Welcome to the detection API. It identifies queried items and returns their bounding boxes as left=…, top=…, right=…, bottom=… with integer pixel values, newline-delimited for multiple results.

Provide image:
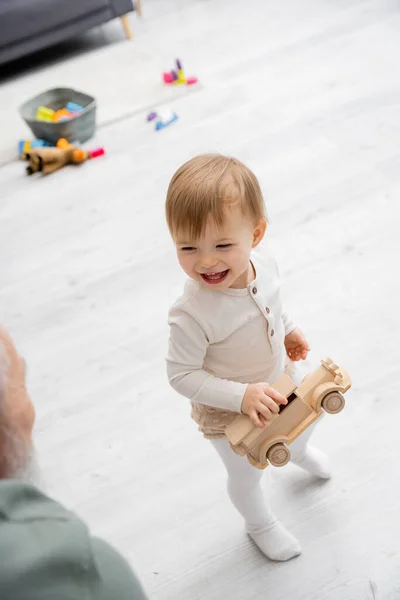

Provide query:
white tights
left=210, top=423, right=317, bottom=533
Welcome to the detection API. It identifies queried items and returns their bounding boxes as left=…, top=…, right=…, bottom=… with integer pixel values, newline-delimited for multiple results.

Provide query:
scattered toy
left=146, top=108, right=178, bottom=131
left=35, top=106, right=54, bottom=122
left=18, top=138, right=53, bottom=157
left=163, top=59, right=198, bottom=86
left=35, top=102, right=84, bottom=123
left=24, top=137, right=104, bottom=175
left=66, top=102, right=83, bottom=113
left=147, top=111, right=158, bottom=122
left=156, top=111, right=178, bottom=130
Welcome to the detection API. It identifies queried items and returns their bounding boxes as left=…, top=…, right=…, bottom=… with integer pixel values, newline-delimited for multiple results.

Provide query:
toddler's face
left=174, top=206, right=265, bottom=290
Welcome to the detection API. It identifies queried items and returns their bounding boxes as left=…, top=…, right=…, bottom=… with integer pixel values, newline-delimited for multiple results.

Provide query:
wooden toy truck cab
left=225, top=358, right=351, bottom=469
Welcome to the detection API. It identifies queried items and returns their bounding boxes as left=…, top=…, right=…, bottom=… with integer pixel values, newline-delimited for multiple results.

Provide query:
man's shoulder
left=0, top=481, right=148, bottom=599
left=0, top=480, right=78, bottom=524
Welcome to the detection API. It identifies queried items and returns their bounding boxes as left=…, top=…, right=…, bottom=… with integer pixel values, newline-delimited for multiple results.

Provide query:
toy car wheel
left=267, top=443, right=291, bottom=467
left=321, top=391, right=345, bottom=414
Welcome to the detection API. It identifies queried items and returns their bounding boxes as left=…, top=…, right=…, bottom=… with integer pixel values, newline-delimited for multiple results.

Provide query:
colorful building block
left=35, top=106, right=54, bottom=121
left=66, top=102, right=83, bottom=113
left=18, top=140, right=29, bottom=156
left=52, top=109, right=71, bottom=122
left=18, top=138, right=52, bottom=158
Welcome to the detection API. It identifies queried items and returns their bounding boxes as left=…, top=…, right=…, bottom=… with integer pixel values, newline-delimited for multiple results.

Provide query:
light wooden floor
left=1, top=1, right=400, bottom=598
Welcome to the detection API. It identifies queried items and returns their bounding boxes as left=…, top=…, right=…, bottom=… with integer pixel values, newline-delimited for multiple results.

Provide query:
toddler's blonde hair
left=165, top=154, right=267, bottom=239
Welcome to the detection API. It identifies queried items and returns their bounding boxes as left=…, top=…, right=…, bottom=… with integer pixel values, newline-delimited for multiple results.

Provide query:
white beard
left=0, top=421, right=41, bottom=487
left=10, top=447, right=42, bottom=487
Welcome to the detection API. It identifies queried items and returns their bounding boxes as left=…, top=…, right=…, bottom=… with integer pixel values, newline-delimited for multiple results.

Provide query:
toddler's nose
left=199, top=254, right=218, bottom=270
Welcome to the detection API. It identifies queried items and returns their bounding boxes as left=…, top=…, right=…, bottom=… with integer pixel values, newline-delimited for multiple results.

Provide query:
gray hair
left=0, top=341, right=32, bottom=480
left=0, top=340, right=9, bottom=405
left=0, top=339, right=10, bottom=420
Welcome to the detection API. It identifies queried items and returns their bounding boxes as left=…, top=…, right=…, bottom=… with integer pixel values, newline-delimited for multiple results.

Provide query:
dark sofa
left=0, top=0, right=137, bottom=67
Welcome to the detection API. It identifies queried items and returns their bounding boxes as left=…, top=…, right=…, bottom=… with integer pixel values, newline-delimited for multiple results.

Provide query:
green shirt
left=0, top=481, right=148, bottom=600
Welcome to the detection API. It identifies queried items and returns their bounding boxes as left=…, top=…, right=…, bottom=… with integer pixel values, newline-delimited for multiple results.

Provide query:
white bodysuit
left=166, top=250, right=295, bottom=437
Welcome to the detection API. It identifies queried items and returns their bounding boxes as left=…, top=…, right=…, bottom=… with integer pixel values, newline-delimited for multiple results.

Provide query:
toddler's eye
left=217, top=244, right=232, bottom=249
left=181, top=246, right=196, bottom=252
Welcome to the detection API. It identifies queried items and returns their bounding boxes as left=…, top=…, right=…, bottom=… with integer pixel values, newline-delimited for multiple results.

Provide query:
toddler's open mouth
left=200, top=270, right=229, bottom=284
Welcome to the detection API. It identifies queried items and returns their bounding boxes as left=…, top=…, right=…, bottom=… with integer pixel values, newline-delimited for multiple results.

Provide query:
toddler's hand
left=241, top=383, right=287, bottom=428
left=284, top=328, right=310, bottom=361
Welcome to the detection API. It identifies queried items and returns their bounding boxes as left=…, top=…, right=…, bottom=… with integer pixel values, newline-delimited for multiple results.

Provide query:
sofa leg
left=120, top=14, right=133, bottom=39
left=136, top=0, right=142, bottom=16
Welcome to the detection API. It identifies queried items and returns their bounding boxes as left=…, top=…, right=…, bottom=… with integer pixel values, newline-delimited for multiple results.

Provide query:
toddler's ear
left=252, top=218, right=267, bottom=248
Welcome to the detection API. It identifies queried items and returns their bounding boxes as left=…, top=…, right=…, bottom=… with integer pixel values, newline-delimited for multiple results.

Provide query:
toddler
left=165, top=154, right=331, bottom=561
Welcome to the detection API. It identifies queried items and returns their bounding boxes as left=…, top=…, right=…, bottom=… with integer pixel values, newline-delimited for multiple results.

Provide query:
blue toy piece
left=66, top=102, right=83, bottom=113
left=155, top=112, right=178, bottom=131
left=18, top=138, right=53, bottom=156
left=31, top=139, right=46, bottom=148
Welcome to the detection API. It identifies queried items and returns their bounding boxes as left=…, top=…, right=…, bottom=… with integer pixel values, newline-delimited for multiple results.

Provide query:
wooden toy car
left=226, top=358, right=351, bottom=469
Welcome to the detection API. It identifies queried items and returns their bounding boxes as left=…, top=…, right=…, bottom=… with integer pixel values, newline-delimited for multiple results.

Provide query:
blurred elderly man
left=0, top=325, right=148, bottom=600
left=0, top=325, right=35, bottom=479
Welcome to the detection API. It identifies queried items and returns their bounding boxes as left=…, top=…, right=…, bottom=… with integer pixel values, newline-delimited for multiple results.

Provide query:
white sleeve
left=282, top=312, right=296, bottom=335
left=166, top=307, right=247, bottom=412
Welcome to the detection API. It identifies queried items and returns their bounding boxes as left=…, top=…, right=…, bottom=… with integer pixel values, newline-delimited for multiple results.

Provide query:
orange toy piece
left=56, top=137, right=87, bottom=162
left=24, top=138, right=103, bottom=175
left=52, top=108, right=71, bottom=122
left=226, top=358, right=351, bottom=469
left=56, top=138, right=74, bottom=149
